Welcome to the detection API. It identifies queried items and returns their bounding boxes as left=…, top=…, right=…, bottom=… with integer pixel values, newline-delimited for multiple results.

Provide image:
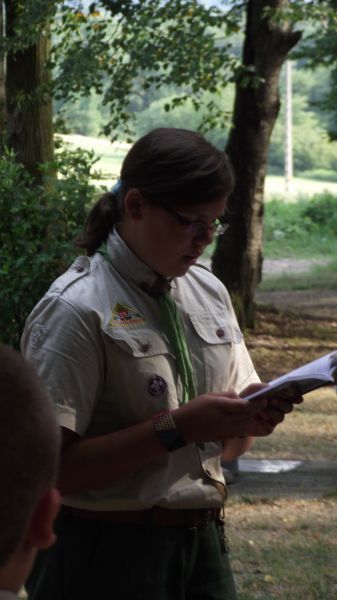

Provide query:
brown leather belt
left=63, top=506, right=221, bottom=528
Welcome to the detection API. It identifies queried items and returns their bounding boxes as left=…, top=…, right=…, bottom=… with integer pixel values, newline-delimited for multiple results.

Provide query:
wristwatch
left=153, top=409, right=186, bottom=452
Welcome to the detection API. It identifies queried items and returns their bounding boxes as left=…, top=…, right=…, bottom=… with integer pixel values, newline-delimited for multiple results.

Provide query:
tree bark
left=4, top=0, right=54, bottom=183
left=212, top=0, right=301, bottom=328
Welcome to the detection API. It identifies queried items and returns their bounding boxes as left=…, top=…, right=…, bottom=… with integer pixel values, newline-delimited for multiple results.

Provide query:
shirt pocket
left=105, top=326, right=169, bottom=357
left=189, top=312, right=243, bottom=392
left=101, top=326, right=180, bottom=424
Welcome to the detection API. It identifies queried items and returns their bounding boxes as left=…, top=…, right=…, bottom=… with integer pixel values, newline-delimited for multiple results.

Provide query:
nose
left=193, top=225, right=214, bottom=246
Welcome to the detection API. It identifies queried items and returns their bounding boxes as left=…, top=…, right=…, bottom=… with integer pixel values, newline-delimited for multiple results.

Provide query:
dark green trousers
left=26, top=510, right=237, bottom=600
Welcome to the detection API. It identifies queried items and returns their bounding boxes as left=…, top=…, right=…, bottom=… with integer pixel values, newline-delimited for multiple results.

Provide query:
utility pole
left=285, top=60, right=293, bottom=193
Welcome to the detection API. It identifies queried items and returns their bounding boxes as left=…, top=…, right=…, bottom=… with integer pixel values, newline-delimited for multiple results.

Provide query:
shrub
left=301, top=191, right=337, bottom=235
left=0, top=146, right=99, bottom=348
left=263, top=192, right=337, bottom=258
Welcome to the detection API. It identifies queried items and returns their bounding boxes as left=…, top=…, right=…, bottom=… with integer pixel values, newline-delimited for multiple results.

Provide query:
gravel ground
left=263, top=257, right=330, bottom=275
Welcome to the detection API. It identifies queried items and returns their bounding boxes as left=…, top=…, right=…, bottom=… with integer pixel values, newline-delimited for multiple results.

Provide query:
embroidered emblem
left=146, top=375, right=167, bottom=397
left=109, top=303, right=145, bottom=327
left=30, top=324, right=47, bottom=349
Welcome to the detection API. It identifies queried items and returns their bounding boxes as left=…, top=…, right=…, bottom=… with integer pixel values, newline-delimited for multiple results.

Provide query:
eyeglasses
left=159, top=204, right=229, bottom=237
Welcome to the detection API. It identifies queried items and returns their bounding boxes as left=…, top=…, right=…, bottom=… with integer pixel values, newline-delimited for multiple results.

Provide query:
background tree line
left=1, top=0, right=337, bottom=347
left=57, top=61, right=337, bottom=179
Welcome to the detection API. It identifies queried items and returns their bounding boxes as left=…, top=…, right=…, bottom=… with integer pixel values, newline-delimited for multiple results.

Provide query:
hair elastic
left=111, top=179, right=122, bottom=196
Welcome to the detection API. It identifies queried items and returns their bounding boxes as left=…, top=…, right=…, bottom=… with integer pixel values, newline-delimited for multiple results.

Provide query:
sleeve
left=21, top=296, right=105, bottom=435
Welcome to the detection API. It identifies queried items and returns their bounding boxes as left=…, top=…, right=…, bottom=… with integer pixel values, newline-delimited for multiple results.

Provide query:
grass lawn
left=227, top=308, right=337, bottom=599
left=59, top=134, right=337, bottom=199
left=228, top=496, right=337, bottom=600
left=265, top=175, right=337, bottom=200
left=57, top=133, right=130, bottom=185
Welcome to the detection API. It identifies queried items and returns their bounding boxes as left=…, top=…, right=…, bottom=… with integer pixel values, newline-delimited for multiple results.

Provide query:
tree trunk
left=4, top=0, right=54, bottom=183
left=212, top=0, right=301, bottom=328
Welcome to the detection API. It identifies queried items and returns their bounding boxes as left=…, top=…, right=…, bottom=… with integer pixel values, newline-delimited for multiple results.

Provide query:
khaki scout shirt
left=21, top=230, right=259, bottom=510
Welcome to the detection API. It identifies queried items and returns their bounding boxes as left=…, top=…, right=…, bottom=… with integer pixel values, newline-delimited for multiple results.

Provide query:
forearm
left=58, top=420, right=166, bottom=495
left=221, top=436, right=254, bottom=460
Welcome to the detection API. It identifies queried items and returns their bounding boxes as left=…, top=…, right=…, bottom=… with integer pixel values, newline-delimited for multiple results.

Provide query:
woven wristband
left=153, top=409, right=186, bottom=452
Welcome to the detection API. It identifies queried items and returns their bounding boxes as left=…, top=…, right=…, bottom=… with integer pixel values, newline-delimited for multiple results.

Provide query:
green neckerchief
left=97, top=241, right=196, bottom=405
left=158, top=292, right=196, bottom=404
left=97, top=242, right=110, bottom=263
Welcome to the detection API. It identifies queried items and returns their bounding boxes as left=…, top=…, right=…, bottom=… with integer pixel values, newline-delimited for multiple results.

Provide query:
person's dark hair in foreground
left=0, top=344, right=60, bottom=598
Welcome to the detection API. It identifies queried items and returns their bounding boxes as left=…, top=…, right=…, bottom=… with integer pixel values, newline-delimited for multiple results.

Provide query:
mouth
left=182, top=254, right=201, bottom=265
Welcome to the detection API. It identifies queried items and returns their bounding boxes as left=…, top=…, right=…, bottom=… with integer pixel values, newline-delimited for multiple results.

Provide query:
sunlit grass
left=245, top=389, right=337, bottom=461
left=265, top=175, right=337, bottom=200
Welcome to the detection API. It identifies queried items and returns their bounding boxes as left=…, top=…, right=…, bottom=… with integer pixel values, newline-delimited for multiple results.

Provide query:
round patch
left=146, top=375, right=167, bottom=397
left=30, top=323, right=47, bottom=349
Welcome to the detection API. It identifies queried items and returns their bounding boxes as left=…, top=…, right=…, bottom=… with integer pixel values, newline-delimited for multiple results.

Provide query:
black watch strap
left=153, top=409, right=186, bottom=452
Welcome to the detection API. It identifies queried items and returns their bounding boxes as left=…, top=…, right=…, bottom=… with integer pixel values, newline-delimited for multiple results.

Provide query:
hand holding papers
left=242, top=351, right=337, bottom=402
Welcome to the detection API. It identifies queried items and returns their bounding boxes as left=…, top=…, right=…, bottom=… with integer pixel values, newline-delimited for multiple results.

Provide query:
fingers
left=268, top=397, right=295, bottom=414
left=241, top=382, right=268, bottom=397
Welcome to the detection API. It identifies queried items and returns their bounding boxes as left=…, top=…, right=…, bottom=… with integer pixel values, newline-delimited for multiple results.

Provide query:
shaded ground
left=260, top=257, right=337, bottom=319
left=233, top=288, right=337, bottom=498
left=256, top=289, right=337, bottom=320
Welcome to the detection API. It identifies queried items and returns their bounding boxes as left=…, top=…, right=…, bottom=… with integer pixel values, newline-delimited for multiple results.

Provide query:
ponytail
left=77, top=191, right=120, bottom=256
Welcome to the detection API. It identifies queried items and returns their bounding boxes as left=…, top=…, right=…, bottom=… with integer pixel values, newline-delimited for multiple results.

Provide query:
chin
left=167, top=265, right=191, bottom=278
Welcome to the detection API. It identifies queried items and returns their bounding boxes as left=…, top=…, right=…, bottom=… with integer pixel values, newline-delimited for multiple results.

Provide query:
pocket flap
left=189, top=312, right=242, bottom=345
left=104, top=326, right=170, bottom=357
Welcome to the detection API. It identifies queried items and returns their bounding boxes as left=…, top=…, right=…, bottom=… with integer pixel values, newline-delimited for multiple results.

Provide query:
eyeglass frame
left=157, top=203, right=229, bottom=237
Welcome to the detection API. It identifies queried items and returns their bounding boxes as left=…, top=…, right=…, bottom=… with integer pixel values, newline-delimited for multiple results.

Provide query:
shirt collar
left=106, top=228, right=175, bottom=290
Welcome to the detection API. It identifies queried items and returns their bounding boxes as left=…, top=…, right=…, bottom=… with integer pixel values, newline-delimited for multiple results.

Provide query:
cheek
left=147, top=222, right=182, bottom=251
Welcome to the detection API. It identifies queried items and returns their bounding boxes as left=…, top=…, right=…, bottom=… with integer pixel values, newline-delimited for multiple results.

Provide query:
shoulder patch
left=30, top=323, right=47, bottom=348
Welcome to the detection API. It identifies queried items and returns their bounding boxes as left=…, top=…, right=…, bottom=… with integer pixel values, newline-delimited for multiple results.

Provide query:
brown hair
left=0, top=344, right=60, bottom=566
left=78, top=128, right=235, bottom=256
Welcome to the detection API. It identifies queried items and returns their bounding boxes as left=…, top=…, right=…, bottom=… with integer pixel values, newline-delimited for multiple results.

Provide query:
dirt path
left=256, top=289, right=337, bottom=320
left=258, top=258, right=337, bottom=320
left=229, top=460, right=337, bottom=499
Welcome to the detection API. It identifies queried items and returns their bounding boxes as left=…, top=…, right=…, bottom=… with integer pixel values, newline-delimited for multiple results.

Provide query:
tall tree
left=212, top=0, right=302, bottom=328
left=292, top=0, right=337, bottom=140
left=4, top=0, right=55, bottom=183
left=1, top=1, right=242, bottom=174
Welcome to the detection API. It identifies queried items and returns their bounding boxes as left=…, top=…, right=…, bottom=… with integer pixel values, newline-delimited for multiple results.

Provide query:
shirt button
left=76, top=267, right=84, bottom=273
left=140, top=343, right=151, bottom=353
left=216, top=328, right=225, bottom=338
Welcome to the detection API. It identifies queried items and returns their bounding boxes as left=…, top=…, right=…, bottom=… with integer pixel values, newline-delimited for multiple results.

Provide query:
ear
left=123, top=188, right=145, bottom=220
left=25, top=488, right=61, bottom=550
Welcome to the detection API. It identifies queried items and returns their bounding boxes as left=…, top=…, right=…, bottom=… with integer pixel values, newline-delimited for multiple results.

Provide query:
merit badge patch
left=146, top=375, right=167, bottom=397
left=109, top=303, right=145, bottom=327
